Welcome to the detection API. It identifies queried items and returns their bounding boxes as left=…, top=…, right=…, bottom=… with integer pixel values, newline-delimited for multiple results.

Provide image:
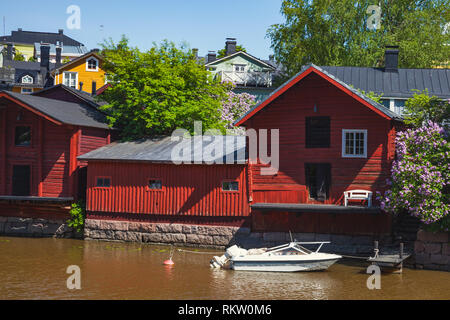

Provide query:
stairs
left=392, top=213, right=421, bottom=243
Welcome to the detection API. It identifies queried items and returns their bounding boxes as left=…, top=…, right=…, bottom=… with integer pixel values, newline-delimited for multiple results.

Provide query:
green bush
left=67, top=201, right=86, bottom=233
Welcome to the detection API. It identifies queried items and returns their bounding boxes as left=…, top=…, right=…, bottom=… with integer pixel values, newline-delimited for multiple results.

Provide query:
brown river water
left=0, top=237, right=449, bottom=300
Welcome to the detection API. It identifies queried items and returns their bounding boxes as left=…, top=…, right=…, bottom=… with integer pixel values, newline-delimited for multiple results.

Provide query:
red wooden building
left=235, top=64, right=403, bottom=235
left=0, top=90, right=111, bottom=218
left=81, top=64, right=403, bottom=236
left=79, top=136, right=250, bottom=226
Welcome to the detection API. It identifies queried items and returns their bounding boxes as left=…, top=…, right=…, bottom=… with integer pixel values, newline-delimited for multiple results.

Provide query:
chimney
left=55, top=46, right=62, bottom=68
left=6, top=44, right=13, bottom=60
left=40, top=44, right=50, bottom=84
left=225, top=38, right=237, bottom=56
left=79, top=82, right=83, bottom=91
left=91, top=48, right=100, bottom=53
left=385, top=46, right=399, bottom=72
left=58, top=29, right=64, bottom=35
left=269, top=55, right=274, bottom=61
left=207, top=51, right=216, bottom=64
left=92, top=81, right=97, bottom=95
left=192, top=48, right=199, bottom=59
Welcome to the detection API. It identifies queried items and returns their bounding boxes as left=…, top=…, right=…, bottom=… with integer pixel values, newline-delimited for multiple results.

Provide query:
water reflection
left=0, top=237, right=449, bottom=300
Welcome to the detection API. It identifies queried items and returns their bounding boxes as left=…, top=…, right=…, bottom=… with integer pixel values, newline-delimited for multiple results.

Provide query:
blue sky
left=1, top=0, right=284, bottom=60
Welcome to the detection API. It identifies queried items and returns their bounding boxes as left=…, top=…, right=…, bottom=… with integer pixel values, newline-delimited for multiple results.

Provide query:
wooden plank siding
left=245, top=72, right=398, bottom=206
left=0, top=99, right=110, bottom=199
left=86, top=161, right=250, bottom=217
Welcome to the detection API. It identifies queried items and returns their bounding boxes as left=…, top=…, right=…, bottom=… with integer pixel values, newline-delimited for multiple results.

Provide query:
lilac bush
left=378, top=121, right=449, bottom=231
left=221, top=91, right=256, bottom=134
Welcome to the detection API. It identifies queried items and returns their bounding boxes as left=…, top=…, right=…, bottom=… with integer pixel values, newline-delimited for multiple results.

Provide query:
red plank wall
left=0, top=100, right=110, bottom=199
left=86, top=161, right=250, bottom=217
left=246, top=72, right=398, bottom=206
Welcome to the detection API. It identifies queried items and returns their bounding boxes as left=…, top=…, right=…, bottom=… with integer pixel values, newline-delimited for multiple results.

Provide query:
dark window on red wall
left=306, top=117, right=330, bottom=148
left=305, top=163, right=331, bottom=201
left=148, top=180, right=162, bottom=190
left=12, top=165, right=31, bottom=196
left=96, top=177, right=111, bottom=188
left=15, top=126, right=31, bottom=146
left=222, top=181, right=239, bottom=191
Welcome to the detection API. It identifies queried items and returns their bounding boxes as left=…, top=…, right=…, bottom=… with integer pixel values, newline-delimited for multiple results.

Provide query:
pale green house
left=204, top=39, right=279, bottom=102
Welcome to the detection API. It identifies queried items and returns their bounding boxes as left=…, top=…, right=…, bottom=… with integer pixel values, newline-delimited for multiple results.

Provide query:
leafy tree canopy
left=99, top=36, right=231, bottom=139
left=403, top=90, right=450, bottom=129
left=217, top=44, right=247, bottom=59
left=268, top=0, right=450, bottom=77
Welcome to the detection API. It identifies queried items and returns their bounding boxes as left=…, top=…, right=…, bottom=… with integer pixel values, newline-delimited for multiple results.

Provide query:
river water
left=0, top=237, right=449, bottom=300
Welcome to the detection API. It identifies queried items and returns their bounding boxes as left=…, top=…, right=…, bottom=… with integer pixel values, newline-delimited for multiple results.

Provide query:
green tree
left=99, top=36, right=231, bottom=139
left=403, top=90, right=450, bottom=129
left=268, top=0, right=450, bottom=78
left=13, top=53, right=25, bottom=61
left=217, top=44, right=247, bottom=59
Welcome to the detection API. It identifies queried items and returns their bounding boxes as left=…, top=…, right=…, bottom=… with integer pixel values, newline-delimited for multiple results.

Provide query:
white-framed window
left=342, top=129, right=367, bottom=158
left=381, top=98, right=407, bottom=116
left=21, top=75, right=33, bottom=84
left=86, top=57, right=99, bottom=72
left=21, top=88, right=33, bottom=94
left=234, top=64, right=245, bottom=72
left=63, top=71, right=78, bottom=89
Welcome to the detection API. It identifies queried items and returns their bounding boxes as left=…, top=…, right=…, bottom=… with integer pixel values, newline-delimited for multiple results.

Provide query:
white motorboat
left=210, top=242, right=342, bottom=272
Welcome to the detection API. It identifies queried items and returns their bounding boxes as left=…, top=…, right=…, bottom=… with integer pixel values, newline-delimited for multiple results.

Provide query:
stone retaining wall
left=414, top=230, right=450, bottom=272
left=84, top=218, right=391, bottom=254
left=0, top=216, right=77, bottom=238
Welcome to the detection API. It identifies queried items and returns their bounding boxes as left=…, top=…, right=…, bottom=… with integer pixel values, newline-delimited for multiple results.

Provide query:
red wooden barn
left=0, top=90, right=111, bottom=218
left=235, top=64, right=403, bottom=235
left=79, top=136, right=250, bottom=226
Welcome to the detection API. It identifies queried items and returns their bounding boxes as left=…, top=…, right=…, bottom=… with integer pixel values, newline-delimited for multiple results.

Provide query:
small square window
left=342, top=129, right=367, bottom=158
left=15, top=126, right=31, bottom=146
left=96, top=177, right=111, bottom=188
left=222, top=181, right=239, bottom=192
left=148, top=179, right=162, bottom=190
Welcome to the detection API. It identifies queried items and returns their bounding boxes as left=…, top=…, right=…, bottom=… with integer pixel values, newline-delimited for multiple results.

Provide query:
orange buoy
left=163, top=259, right=174, bottom=266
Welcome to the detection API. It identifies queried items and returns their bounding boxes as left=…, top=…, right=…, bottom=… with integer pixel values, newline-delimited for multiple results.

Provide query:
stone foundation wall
left=414, top=230, right=450, bottom=272
left=0, top=216, right=78, bottom=238
left=84, top=218, right=391, bottom=254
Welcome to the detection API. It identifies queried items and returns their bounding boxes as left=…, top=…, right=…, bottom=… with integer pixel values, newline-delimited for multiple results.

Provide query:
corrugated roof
left=34, top=43, right=88, bottom=56
left=0, top=90, right=109, bottom=129
left=78, top=135, right=246, bottom=164
left=321, top=66, right=450, bottom=99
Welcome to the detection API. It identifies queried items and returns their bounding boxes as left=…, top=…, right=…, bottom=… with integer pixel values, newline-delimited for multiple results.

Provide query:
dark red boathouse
left=0, top=90, right=111, bottom=218
left=235, top=64, right=403, bottom=235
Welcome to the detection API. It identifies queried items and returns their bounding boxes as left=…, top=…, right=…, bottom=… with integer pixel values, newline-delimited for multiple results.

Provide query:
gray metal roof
left=33, top=84, right=108, bottom=108
left=235, top=64, right=402, bottom=126
left=34, top=43, right=88, bottom=56
left=78, top=135, right=246, bottom=164
left=0, top=29, right=84, bottom=47
left=1, top=90, right=109, bottom=129
left=321, top=66, right=450, bottom=99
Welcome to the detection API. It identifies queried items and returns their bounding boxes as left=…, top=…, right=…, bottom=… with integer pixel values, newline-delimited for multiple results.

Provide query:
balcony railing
left=217, top=71, right=272, bottom=87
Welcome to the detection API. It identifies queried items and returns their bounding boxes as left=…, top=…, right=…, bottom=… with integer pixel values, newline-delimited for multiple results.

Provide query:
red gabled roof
left=234, top=64, right=401, bottom=127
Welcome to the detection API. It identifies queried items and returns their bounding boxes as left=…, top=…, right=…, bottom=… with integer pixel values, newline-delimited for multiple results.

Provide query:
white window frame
left=234, top=64, right=246, bottom=73
left=342, top=129, right=367, bottom=158
left=21, top=87, right=33, bottom=94
left=63, top=71, right=78, bottom=89
left=21, top=75, right=33, bottom=84
left=86, top=57, right=99, bottom=72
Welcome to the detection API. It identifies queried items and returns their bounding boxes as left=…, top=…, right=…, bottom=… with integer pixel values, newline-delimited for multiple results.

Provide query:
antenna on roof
left=3, top=16, right=5, bottom=36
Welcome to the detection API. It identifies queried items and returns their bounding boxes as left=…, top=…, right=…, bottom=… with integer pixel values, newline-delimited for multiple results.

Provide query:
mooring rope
left=177, top=248, right=224, bottom=255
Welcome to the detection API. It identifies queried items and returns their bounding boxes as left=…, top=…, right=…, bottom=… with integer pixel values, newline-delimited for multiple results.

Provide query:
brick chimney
left=40, top=44, right=51, bottom=84
left=385, top=46, right=399, bottom=72
left=207, top=51, right=217, bottom=64
left=6, top=44, right=13, bottom=60
left=192, top=48, right=199, bottom=59
left=55, top=46, right=62, bottom=68
left=225, top=38, right=237, bottom=56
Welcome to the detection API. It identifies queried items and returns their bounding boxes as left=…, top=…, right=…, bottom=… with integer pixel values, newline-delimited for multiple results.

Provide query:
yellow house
left=53, top=51, right=107, bottom=94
